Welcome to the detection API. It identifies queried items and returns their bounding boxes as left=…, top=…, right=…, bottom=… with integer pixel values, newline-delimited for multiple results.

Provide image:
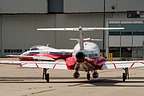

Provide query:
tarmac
left=0, top=58, right=144, bottom=96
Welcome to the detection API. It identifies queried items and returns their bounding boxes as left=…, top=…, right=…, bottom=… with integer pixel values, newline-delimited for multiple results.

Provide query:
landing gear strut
left=86, top=71, right=99, bottom=80
left=43, top=68, right=49, bottom=82
left=87, top=71, right=90, bottom=80
left=122, top=68, right=129, bottom=82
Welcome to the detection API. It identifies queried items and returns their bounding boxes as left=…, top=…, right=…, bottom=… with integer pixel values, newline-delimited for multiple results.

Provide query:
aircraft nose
left=76, top=52, right=85, bottom=63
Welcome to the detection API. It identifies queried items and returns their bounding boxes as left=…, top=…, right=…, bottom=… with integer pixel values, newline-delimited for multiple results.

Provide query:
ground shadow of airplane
left=0, top=76, right=144, bottom=87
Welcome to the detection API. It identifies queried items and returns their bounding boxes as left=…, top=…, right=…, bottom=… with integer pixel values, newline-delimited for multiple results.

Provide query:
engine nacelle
left=85, top=57, right=106, bottom=70
left=94, top=57, right=106, bottom=66
left=92, top=72, right=99, bottom=78
left=76, top=52, right=85, bottom=63
left=66, top=57, right=77, bottom=70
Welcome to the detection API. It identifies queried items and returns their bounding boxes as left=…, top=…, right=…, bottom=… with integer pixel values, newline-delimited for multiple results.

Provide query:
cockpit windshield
left=29, top=45, right=54, bottom=51
left=30, top=47, right=39, bottom=50
left=30, top=45, right=43, bottom=50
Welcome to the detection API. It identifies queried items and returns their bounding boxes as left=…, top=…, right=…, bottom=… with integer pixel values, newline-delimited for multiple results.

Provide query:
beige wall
left=55, top=14, right=104, bottom=49
left=0, top=13, right=106, bottom=56
left=0, top=0, right=143, bottom=13
left=1, top=15, right=56, bottom=49
left=64, top=0, right=143, bottom=13
left=0, top=15, right=1, bottom=39
left=64, top=0, right=104, bottom=13
left=0, top=0, right=47, bottom=13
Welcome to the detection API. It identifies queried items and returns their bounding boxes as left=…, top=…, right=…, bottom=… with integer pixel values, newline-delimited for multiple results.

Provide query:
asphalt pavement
left=0, top=58, right=144, bottom=96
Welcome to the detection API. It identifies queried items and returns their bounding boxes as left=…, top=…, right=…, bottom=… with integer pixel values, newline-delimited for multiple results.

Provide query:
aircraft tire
left=87, top=73, right=90, bottom=80
left=73, top=72, right=80, bottom=79
left=45, top=73, right=49, bottom=82
left=123, top=73, right=126, bottom=82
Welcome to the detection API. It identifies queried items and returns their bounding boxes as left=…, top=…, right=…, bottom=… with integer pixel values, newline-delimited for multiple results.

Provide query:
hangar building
left=0, top=0, right=144, bottom=60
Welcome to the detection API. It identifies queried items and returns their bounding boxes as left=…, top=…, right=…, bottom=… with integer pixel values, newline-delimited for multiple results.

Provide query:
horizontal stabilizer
left=37, top=28, right=79, bottom=31
left=37, top=26, right=124, bottom=31
left=70, top=38, right=103, bottom=42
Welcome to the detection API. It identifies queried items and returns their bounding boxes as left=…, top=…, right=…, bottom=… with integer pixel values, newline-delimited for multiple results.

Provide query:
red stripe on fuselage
left=19, top=53, right=72, bottom=61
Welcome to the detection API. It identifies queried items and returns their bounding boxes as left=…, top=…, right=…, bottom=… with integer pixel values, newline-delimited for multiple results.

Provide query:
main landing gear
left=43, top=68, right=49, bottom=82
left=87, top=71, right=99, bottom=80
left=87, top=72, right=90, bottom=80
left=73, top=70, right=98, bottom=80
left=122, top=68, right=129, bottom=82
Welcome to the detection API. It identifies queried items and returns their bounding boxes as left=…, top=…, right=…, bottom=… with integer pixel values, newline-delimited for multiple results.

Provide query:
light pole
left=103, top=0, right=106, bottom=57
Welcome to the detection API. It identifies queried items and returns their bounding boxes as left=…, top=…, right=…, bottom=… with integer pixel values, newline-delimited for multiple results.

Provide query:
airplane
left=7, top=44, right=73, bottom=61
left=1, top=26, right=144, bottom=83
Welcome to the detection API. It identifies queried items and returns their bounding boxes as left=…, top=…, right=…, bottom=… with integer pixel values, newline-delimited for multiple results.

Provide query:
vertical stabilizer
left=78, top=26, right=84, bottom=50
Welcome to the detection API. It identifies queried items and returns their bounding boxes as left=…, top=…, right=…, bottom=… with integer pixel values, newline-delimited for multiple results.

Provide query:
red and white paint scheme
left=7, top=44, right=73, bottom=61
left=1, top=26, right=144, bottom=82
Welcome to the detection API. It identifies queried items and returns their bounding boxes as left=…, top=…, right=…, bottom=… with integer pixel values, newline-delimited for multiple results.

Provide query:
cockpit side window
left=29, top=52, right=40, bottom=54
left=85, top=53, right=97, bottom=58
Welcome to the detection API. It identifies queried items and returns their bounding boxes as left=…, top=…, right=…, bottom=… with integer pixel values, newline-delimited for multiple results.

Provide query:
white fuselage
left=73, top=41, right=100, bottom=58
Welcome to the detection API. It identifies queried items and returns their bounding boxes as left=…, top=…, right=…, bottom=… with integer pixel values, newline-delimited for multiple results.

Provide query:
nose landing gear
left=122, top=68, right=129, bottom=82
left=87, top=71, right=90, bottom=80
left=43, top=68, right=49, bottom=82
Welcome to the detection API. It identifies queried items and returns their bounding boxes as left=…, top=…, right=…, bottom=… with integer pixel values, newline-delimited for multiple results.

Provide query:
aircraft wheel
left=73, top=72, right=80, bottom=79
left=123, top=73, right=127, bottom=82
left=87, top=73, right=90, bottom=80
left=92, top=72, right=98, bottom=78
left=45, top=73, right=49, bottom=82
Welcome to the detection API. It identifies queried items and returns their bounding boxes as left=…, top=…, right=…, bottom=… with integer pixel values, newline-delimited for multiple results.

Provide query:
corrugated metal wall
left=64, top=0, right=143, bottom=13
left=0, top=13, right=106, bottom=56
left=0, top=15, right=2, bottom=56
left=55, top=13, right=104, bottom=49
left=0, top=0, right=48, bottom=13
left=0, top=0, right=143, bottom=13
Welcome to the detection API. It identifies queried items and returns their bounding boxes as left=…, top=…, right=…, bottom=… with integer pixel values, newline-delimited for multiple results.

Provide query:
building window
left=108, top=20, right=144, bottom=59
left=109, top=47, right=132, bottom=57
left=109, top=47, right=144, bottom=58
left=4, top=49, right=22, bottom=53
left=133, top=32, right=144, bottom=35
left=109, top=47, right=120, bottom=57
left=132, top=47, right=143, bottom=58
left=109, top=23, right=144, bottom=36
left=121, top=47, right=132, bottom=57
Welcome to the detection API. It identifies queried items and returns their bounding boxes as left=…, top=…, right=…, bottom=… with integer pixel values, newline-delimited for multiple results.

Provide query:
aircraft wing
left=1, top=59, right=144, bottom=70
left=0, top=60, right=67, bottom=69
left=102, top=60, right=144, bottom=70
left=7, top=55, right=54, bottom=61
